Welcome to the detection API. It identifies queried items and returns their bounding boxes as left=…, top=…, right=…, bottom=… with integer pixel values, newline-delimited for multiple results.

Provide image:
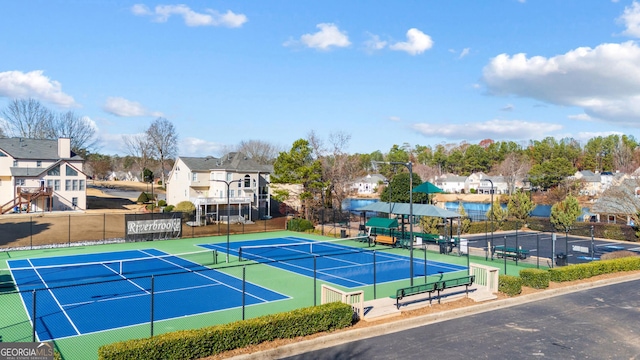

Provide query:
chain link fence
left=0, top=209, right=286, bottom=250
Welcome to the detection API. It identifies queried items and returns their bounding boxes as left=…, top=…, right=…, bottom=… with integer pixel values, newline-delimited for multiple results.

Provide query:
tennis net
left=0, top=249, right=219, bottom=289
left=238, top=236, right=369, bottom=262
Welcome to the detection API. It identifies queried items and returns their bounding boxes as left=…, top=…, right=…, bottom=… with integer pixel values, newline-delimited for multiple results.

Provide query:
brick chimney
left=58, top=138, right=71, bottom=158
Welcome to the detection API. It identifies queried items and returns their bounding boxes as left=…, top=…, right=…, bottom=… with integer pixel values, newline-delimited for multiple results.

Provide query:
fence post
left=242, top=266, right=246, bottom=320
left=503, top=236, right=507, bottom=275
left=32, top=290, right=37, bottom=342
left=313, top=256, right=318, bottom=306
left=150, top=275, right=155, bottom=337
left=373, top=251, right=376, bottom=300
left=536, top=233, right=540, bottom=269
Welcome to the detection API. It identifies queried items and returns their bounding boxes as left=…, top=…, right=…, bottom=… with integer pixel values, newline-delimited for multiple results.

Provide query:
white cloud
left=482, top=41, right=640, bottom=125
left=389, top=28, right=433, bottom=55
left=364, top=33, right=387, bottom=52
left=132, top=4, right=247, bottom=28
left=618, top=1, right=640, bottom=38
left=411, top=119, right=562, bottom=140
left=285, top=23, right=351, bottom=50
left=568, top=113, right=592, bottom=121
left=180, top=137, right=225, bottom=156
left=459, top=47, right=471, bottom=59
left=501, top=104, right=514, bottom=111
left=0, top=70, right=76, bottom=107
left=103, top=97, right=163, bottom=117
left=389, top=116, right=401, bottom=122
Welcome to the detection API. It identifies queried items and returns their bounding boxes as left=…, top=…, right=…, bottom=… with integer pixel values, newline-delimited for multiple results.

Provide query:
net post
left=213, top=250, right=218, bottom=265
left=238, top=247, right=243, bottom=262
left=313, top=255, right=317, bottom=306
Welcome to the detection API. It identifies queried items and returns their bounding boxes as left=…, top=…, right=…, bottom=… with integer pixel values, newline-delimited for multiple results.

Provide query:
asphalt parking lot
left=464, top=230, right=640, bottom=265
left=282, top=277, right=640, bottom=360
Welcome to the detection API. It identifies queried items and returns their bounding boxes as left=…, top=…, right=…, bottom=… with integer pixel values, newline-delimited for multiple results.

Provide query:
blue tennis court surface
left=8, top=249, right=288, bottom=341
left=200, top=237, right=467, bottom=288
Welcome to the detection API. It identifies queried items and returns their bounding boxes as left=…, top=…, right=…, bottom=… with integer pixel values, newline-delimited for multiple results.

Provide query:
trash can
left=556, top=253, right=568, bottom=266
left=439, top=242, right=447, bottom=254
left=340, top=229, right=347, bottom=238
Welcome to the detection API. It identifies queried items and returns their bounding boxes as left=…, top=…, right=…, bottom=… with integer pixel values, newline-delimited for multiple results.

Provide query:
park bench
left=493, top=245, right=529, bottom=260
left=374, top=235, right=396, bottom=246
left=395, top=275, right=475, bottom=309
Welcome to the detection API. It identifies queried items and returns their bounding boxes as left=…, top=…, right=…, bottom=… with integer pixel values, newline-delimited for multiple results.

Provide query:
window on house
left=16, top=179, right=25, bottom=186
left=72, top=197, right=78, bottom=208
left=65, top=180, right=71, bottom=191
left=47, top=180, right=53, bottom=188
left=230, top=190, right=234, bottom=198
left=47, top=165, right=60, bottom=176
left=79, top=180, right=85, bottom=191
left=608, top=215, right=616, bottom=223
left=0, top=151, right=6, bottom=157
left=13, top=160, right=18, bottom=166
left=244, top=175, right=251, bottom=188
left=66, top=165, right=78, bottom=176
left=192, top=173, right=197, bottom=181
left=54, top=180, right=60, bottom=191
left=226, top=173, right=232, bottom=182
left=37, top=161, right=42, bottom=168
left=72, top=180, right=78, bottom=191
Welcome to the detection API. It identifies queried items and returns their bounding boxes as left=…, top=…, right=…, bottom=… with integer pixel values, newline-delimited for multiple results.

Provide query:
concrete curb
left=229, top=272, right=640, bottom=359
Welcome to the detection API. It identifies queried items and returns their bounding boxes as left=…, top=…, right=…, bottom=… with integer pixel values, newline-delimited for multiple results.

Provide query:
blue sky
left=2, top=1, right=640, bottom=157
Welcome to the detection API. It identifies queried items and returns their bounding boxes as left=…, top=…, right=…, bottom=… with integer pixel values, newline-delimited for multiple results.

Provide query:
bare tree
left=123, top=133, right=154, bottom=182
left=495, top=153, right=531, bottom=194
left=51, top=111, right=98, bottom=156
left=146, top=117, right=178, bottom=186
left=236, top=139, right=281, bottom=165
left=314, top=131, right=359, bottom=209
left=0, top=98, right=54, bottom=138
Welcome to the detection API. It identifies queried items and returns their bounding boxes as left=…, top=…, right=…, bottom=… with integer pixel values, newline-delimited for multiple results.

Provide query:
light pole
left=486, top=178, right=494, bottom=260
left=214, top=179, right=242, bottom=263
left=376, top=160, right=414, bottom=285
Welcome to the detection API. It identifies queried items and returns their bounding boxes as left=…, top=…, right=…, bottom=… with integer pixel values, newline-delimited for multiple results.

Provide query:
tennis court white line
left=138, top=250, right=271, bottom=303
left=100, top=260, right=150, bottom=295
left=27, top=259, right=81, bottom=337
left=237, top=250, right=368, bottom=287
left=62, top=282, right=226, bottom=307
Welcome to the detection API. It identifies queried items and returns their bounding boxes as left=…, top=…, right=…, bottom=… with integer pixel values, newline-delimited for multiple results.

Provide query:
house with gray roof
left=0, top=137, right=87, bottom=214
left=591, top=178, right=640, bottom=225
left=165, top=152, right=273, bottom=224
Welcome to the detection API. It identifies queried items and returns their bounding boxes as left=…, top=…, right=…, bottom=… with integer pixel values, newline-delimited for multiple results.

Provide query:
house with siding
left=166, top=152, right=272, bottom=224
left=0, top=137, right=87, bottom=214
left=433, top=174, right=466, bottom=193
left=352, top=174, right=386, bottom=195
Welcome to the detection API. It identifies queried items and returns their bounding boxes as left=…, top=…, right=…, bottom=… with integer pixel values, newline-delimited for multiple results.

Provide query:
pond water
left=342, top=198, right=379, bottom=211
left=444, top=202, right=553, bottom=220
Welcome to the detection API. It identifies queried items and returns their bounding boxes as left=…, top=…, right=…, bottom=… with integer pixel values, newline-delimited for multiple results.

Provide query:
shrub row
left=548, top=256, right=640, bottom=282
left=519, top=268, right=550, bottom=289
left=98, top=302, right=353, bottom=360
left=498, top=274, right=522, bottom=296
left=287, top=218, right=314, bottom=232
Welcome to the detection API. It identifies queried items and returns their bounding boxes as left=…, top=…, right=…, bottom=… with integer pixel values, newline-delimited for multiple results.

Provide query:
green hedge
left=519, top=268, right=550, bottom=289
left=548, top=256, right=640, bottom=282
left=498, top=274, right=522, bottom=296
left=287, top=218, right=314, bottom=232
left=98, top=302, right=353, bottom=360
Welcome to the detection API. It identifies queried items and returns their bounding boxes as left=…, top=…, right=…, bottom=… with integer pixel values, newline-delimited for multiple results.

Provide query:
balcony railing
left=191, top=196, right=253, bottom=206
